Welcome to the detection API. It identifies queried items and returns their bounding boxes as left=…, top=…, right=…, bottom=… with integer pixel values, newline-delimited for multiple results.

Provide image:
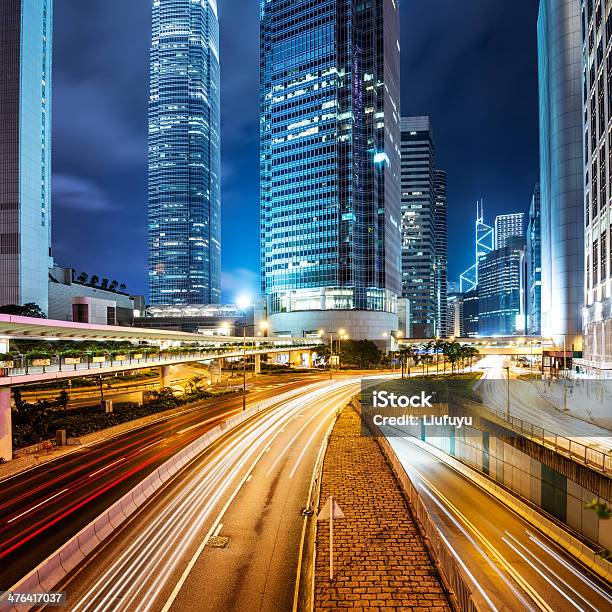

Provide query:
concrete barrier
left=5, top=383, right=326, bottom=611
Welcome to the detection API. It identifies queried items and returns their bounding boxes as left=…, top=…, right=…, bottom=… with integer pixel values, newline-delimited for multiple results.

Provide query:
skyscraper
left=400, top=117, right=437, bottom=338
left=580, top=0, right=612, bottom=370
left=434, top=170, right=448, bottom=337
left=260, top=0, right=402, bottom=339
left=459, top=200, right=493, bottom=293
left=148, top=0, right=221, bottom=306
left=478, top=236, right=526, bottom=336
left=495, top=213, right=524, bottom=249
left=0, top=0, right=53, bottom=313
left=538, top=0, right=584, bottom=349
left=527, top=184, right=541, bottom=335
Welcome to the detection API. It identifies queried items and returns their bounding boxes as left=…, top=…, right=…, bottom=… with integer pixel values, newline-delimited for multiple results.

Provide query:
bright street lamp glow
left=236, top=295, right=252, bottom=309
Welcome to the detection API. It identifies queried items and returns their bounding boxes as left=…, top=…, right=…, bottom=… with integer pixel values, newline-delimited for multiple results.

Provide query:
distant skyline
left=51, top=0, right=539, bottom=302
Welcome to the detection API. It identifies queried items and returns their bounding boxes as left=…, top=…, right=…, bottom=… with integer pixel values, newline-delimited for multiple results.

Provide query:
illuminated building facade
left=148, top=0, right=221, bottom=305
left=0, top=0, right=53, bottom=313
left=538, top=0, right=584, bottom=350
left=260, top=0, right=402, bottom=339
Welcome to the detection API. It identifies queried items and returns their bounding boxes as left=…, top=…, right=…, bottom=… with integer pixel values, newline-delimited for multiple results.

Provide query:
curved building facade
left=260, top=0, right=402, bottom=340
left=148, top=0, right=221, bottom=306
left=537, top=0, right=584, bottom=350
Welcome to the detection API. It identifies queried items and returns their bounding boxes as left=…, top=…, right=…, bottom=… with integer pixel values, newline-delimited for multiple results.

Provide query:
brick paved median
left=314, top=407, right=451, bottom=610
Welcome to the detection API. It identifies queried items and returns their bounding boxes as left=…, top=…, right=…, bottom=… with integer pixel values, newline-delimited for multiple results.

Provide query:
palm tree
left=101, top=278, right=109, bottom=290
left=77, top=272, right=88, bottom=284
left=109, top=280, right=118, bottom=292
left=119, top=283, right=127, bottom=292
left=89, top=275, right=99, bottom=286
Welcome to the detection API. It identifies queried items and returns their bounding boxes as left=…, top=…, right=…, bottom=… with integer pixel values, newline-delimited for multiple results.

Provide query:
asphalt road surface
left=0, top=374, right=329, bottom=589
left=49, top=377, right=366, bottom=612
left=385, top=431, right=612, bottom=612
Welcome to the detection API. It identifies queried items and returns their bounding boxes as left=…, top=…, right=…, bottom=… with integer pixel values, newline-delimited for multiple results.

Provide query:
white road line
left=7, top=488, right=69, bottom=524
left=138, top=439, right=166, bottom=453
left=525, top=531, right=612, bottom=603
left=504, top=532, right=598, bottom=612
left=502, top=535, right=586, bottom=611
left=212, top=523, right=223, bottom=537
left=88, top=457, right=126, bottom=478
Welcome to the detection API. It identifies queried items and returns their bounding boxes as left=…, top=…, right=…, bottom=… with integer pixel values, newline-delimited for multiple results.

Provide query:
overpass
left=0, top=315, right=321, bottom=460
left=397, top=336, right=555, bottom=356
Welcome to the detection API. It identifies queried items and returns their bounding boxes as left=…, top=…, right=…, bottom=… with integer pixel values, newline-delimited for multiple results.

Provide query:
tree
left=0, top=303, right=47, bottom=319
left=77, top=272, right=88, bottom=284
left=101, top=278, right=109, bottom=290
left=109, top=280, right=119, bottom=292
left=57, top=390, right=69, bottom=415
left=89, top=275, right=100, bottom=286
left=119, top=283, right=127, bottom=292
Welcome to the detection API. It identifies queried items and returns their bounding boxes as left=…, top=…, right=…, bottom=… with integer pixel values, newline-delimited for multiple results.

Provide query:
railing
left=354, top=399, right=479, bottom=611
left=0, top=342, right=318, bottom=382
left=456, top=397, right=612, bottom=475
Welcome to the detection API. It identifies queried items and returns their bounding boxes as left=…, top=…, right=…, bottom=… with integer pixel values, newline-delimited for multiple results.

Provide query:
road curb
left=2, top=385, right=327, bottom=612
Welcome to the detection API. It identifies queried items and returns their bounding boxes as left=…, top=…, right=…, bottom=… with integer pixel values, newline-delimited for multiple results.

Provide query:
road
left=47, top=378, right=365, bottom=612
left=475, top=355, right=612, bottom=455
left=0, top=373, right=330, bottom=590
left=384, top=431, right=612, bottom=612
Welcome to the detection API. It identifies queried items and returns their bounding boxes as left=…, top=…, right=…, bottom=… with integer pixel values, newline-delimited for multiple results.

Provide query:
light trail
left=67, top=379, right=362, bottom=612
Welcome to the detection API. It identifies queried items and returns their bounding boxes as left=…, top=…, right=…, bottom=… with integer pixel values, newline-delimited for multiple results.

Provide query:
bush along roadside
left=11, top=386, right=241, bottom=450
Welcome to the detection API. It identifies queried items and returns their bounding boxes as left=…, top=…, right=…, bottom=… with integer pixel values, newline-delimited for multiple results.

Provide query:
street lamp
left=505, top=366, right=511, bottom=420
left=241, top=320, right=268, bottom=411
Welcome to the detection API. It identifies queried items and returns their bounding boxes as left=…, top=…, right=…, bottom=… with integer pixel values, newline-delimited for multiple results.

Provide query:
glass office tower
left=538, top=0, right=584, bottom=350
left=148, top=0, right=221, bottom=306
left=434, top=170, right=449, bottom=338
left=260, top=0, right=402, bottom=340
left=0, top=0, right=53, bottom=313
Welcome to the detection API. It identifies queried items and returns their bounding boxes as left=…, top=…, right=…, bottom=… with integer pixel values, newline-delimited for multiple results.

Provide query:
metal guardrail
left=0, top=343, right=318, bottom=383
left=354, top=399, right=479, bottom=612
left=456, top=397, right=612, bottom=475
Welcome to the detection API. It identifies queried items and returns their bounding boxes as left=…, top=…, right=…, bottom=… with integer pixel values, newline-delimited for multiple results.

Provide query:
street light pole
left=505, top=366, right=510, bottom=420
left=242, top=325, right=247, bottom=411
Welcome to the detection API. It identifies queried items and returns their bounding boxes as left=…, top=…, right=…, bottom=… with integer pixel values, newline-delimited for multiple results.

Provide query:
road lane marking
left=138, top=439, right=166, bottom=453
left=159, top=384, right=360, bottom=612
left=212, top=523, right=223, bottom=537
left=416, top=482, right=538, bottom=612
left=504, top=531, right=598, bottom=611
left=88, top=457, right=126, bottom=478
left=525, top=531, right=612, bottom=603
left=7, top=489, right=69, bottom=524
left=502, top=535, right=586, bottom=611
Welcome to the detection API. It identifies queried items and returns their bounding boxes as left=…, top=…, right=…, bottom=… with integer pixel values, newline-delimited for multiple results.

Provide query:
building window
left=106, top=306, right=116, bottom=326
left=73, top=304, right=88, bottom=323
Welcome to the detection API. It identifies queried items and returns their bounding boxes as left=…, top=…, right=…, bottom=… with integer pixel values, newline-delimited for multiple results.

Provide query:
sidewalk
left=314, top=408, right=450, bottom=611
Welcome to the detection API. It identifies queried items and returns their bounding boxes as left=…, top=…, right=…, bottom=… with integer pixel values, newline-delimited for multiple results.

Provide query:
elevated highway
left=0, top=315, right=320, bottom=461
left=397, top=336, right=554, bottom=356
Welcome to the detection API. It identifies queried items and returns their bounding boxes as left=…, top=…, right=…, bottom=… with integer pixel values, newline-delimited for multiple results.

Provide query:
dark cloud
left=53, top=0, right=539, bottom=300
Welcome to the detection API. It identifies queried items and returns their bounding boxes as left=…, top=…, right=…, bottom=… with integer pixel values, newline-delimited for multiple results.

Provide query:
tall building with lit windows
left=148, top=0, right=221, bottom=306
left=537, top=0, right=584, bottom=351
left=260, top=0, right=402, bottom=339
left=0, top=0, right=53, bottom=313
left=399, top=117, right=447, bottom=337
left=495, top=213, right=524, bottom=249
left=580, top=0, right=612, bottom=370
left=434, top=170, right=448, bottom=337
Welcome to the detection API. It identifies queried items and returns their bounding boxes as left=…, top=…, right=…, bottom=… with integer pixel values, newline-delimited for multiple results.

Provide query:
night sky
left=52, top=0, right=540, bottom=302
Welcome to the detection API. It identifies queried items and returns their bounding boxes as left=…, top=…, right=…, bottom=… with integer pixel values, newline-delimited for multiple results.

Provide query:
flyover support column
left=208, top=359, right=222, bottom=385
left=160, top=365, right=171, bottom=389
left=0, top=389, right=12, bottom=462
left=254, top=354, right=261, bottom=375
